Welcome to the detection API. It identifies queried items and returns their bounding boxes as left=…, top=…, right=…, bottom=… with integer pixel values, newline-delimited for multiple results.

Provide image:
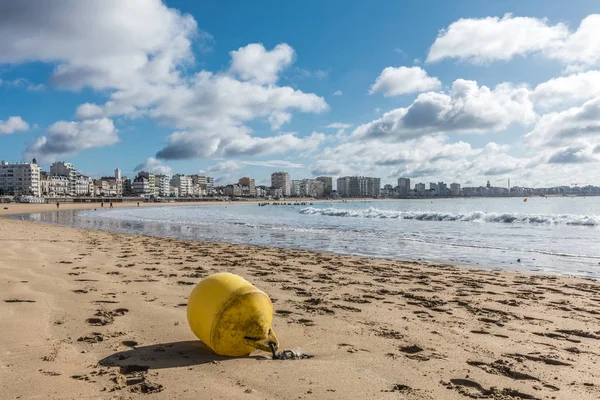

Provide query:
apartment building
left=316, top=176, right=333, bottom=196
left=170, top=174, right=193, bottom=197
left=271, top=172, right=291, bottom=197
left=337, top=176, right=380, bottom=197
left=238, top=177, right=256, bottom=197
left=0, top=160, right=41, bottom=196
left=50, top=161, right=77, bottom=195
left=397, top=177, right=411, bottom=197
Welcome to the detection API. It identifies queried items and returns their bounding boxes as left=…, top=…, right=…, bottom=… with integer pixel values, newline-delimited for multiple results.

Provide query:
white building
left=271, top=172, right=291, bottom=197
left=137, top=171, right=157, bottom=196
left=170, top=174, right=192, bottom=197
left=114, top=168, right=122, bottom=180
left=155, top=175, right=171, bottom=197
left=415, top=183, right=426, bottom=194
left=75, top=175, right=94, bottom=196
left=397, top=177, right=411, bottom=197
left=450, top=183, right=461, bottom=196
left=0, top=160, right=41, bottom=196
left=50, top=161, right=77, bottom=195
left=133, top=176, right=151, bottom=196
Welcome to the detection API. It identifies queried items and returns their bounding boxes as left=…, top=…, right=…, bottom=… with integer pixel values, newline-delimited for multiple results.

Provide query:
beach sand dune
left=1, top=215, right=600, bottom=399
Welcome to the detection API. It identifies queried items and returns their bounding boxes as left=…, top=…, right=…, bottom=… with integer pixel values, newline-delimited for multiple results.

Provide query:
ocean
left=18, top=197, right=600, bottom=278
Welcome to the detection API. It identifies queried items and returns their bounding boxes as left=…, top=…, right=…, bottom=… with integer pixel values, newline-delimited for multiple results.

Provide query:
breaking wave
left=299, top=207, right=600, bottom=226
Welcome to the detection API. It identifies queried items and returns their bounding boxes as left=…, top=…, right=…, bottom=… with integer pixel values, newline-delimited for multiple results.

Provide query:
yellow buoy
left=186, top=272, right=279, bottom=356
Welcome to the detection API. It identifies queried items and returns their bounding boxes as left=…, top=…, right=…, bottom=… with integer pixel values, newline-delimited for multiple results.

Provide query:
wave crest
left=299, top=207, right=600, bottom=226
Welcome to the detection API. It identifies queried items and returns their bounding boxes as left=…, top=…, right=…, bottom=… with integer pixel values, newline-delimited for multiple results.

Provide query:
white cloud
left=546, top=145, right=600, bottom=164
left=525, top=97, right=600, bottom=148
left=333, top=90, right=343, bottom=96
left=369, top=66, right=441, bottom=96
left=0, top=0, right=201, bottom=91
left=24, top=118, right=118, bottom=162
left=2, top=1, right=328, bottom=161
left=200, top=160, right=242, bottom=174
left=325, top=122, right=352, bottom=129
left=134, top=157, right=173, bottom=175
left=0, top=77, right=44, bottom=91
left=0, top=116, right=30, bottom=134
left=427, top=14, right=568, bottom=64
left=268, top=111, right=292, bottom=130
left=354, top=79, right=535, bottom=141
left=532, top=70, right=600, bottom=110
left=229, top=43, right=295, bottom=85
left=241, top=160, right=305, bottom=169
left=76, top=103, right=105, bottom=119
left=427, top=13, right=600, bottom=71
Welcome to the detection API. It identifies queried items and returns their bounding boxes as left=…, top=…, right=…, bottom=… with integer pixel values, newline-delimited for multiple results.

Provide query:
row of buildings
left=3, top=160, right=598, bottom=199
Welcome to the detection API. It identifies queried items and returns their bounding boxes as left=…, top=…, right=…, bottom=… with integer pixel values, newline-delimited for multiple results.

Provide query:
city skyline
left=2, top=1, right=600, bottom=188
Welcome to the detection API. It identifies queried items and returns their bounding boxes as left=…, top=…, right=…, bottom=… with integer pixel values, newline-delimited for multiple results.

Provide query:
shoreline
left=2, top=210, right=600, bottom=399
left=5, top=201, right=599, bottom=281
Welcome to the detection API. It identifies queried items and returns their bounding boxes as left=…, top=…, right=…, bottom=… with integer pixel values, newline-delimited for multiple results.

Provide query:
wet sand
left=1, top=207, right=600, bottom=399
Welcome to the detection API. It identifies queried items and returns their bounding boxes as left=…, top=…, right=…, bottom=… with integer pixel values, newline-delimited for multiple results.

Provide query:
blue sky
left=1, top=0, right=600, bottom=187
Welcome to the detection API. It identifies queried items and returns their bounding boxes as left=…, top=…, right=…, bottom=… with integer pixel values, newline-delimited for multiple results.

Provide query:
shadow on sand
left=99, top=340, right=269, bottom=370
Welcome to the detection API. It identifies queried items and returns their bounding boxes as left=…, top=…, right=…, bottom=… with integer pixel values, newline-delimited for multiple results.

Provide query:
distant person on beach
left=56, top=202, right=59, bottom=209
left=110, top=202, right=113, bottom=208
left=101, top=201, right=104, bottom=207
left=137, top=202, right=140, bottom=207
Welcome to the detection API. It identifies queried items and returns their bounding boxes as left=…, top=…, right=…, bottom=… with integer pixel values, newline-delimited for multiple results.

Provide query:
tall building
left=114, top=168, right=122, bottom=180
left=336, top=177, right=350, bottom=197
left=137, top=171, right=156, bottom=196
left=155, top=175, right=171, bottom=197
left=0, top=160, right=41, bottom=196
left=170, top=174, right=192, bottom=197
left=238, top=177, right=256, bottom=197
left=429, top=182, right=438, bottom=195
left=415, top=183, right=426, bottom=194
left=450, top=183, right=461, bottom=196
left=316, top=176, right=333, bottom=196
left=397, top=177, right=411, bottom=197
left=290, top=180, right=302, bottom=196
left=271, top=172, right=291, bottom=197
left=50, top=161, right=77, bottom=195
left=336, top=176, right=380, bottom=197
left=437, top=182, right=448, bottom=196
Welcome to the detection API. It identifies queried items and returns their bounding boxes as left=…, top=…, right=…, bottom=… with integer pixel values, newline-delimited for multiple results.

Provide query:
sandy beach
left=1, top=204, right=600, bottom=399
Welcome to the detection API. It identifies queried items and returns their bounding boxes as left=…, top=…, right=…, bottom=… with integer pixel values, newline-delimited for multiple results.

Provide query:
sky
left=1, top=0, right=600, bottom=188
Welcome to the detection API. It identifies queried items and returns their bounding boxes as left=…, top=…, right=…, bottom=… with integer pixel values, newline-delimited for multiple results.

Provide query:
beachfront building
left=94, top=177, right=120, bottom=196
left=132, top=176, right=152, bottom=196
left=0, top=160, right=41, bottom=196
left=154, top=175, right=171, bottom=197
left=223, top=184, right=243, bottom=197
left=337, top=176, right=381, bottom=197
left=75, top=175, right=94, bottom=196
left=136, top=171, right=157, bottom=197
left=50, top=161, right=77, bottom=195
left=415, top=182, right=426, bottom=194
left=271, top=172, right=291, bottom=197
left=316, top=176, right=333, bottom=196
left=290, top=180, right=302, bottom=197
left=381, top=184, right=397, bottom=198
left=122, top=178, right=132, bottom=196
left=238, top=177, right=256, bottom=197
left=450, top=183, right=461, bottom=196
left=397, top=177, right=411, bottom=197
left=41, top=174, right=70, bottom=196
left=170, top=174, right=192, bottom=197
left=267, top=187, right=283, bottom=198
